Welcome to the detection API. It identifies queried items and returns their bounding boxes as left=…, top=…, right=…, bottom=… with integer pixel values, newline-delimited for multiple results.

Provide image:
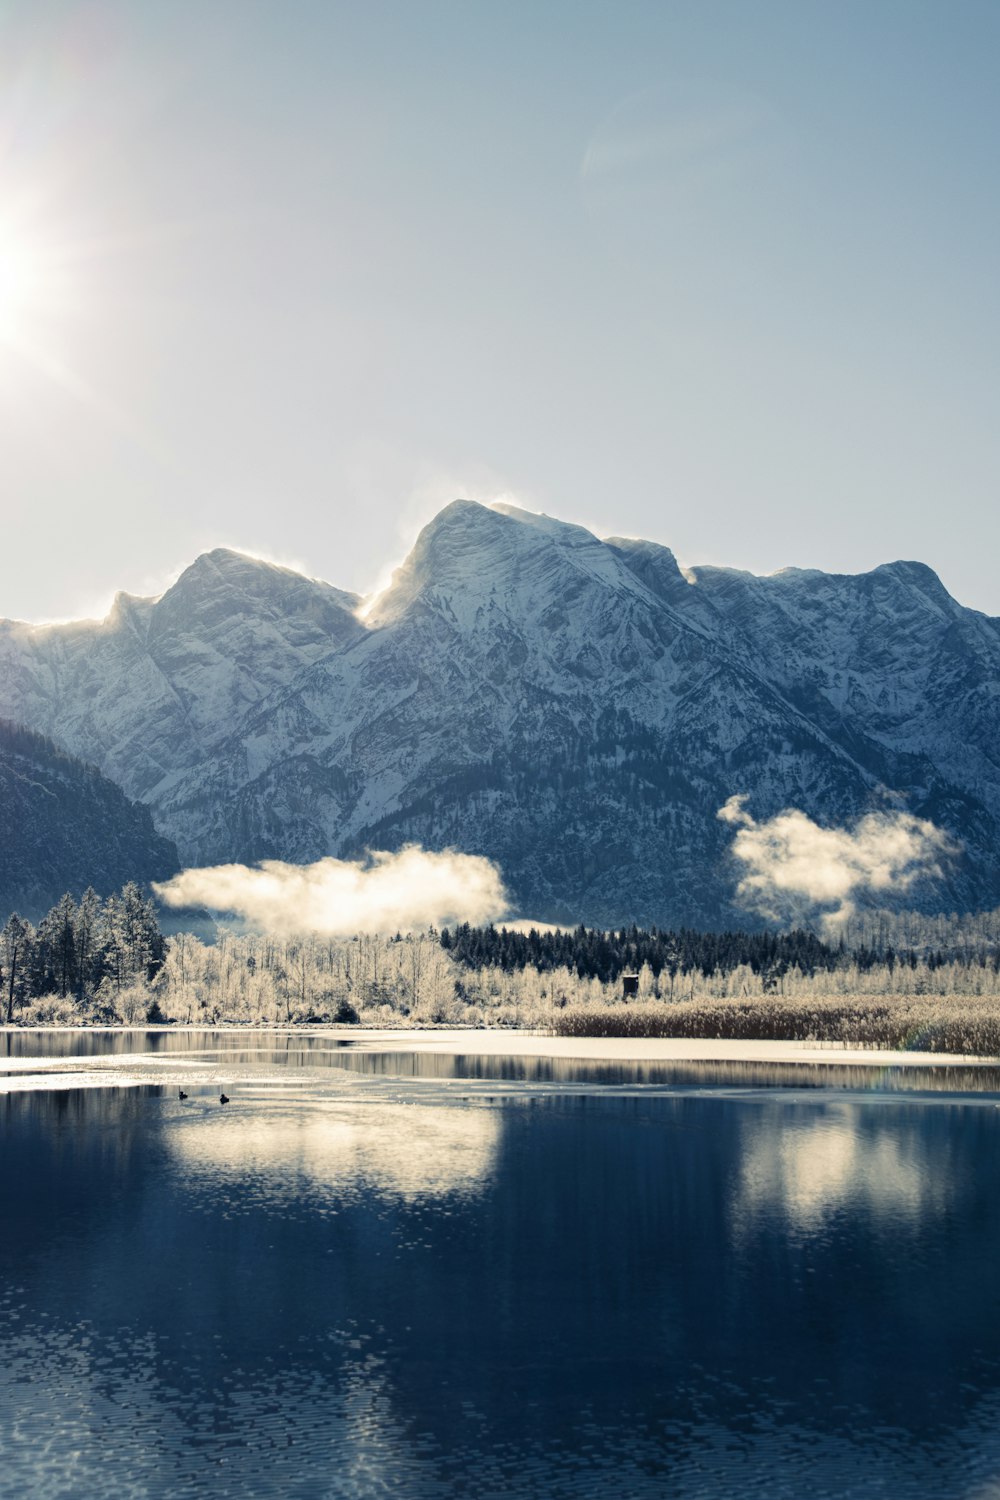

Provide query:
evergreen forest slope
left=0, top=720, right=179, bottom=921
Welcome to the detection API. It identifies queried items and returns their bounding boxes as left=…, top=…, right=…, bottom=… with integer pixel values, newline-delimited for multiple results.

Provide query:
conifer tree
left=1, top=914, right=33, bottom=1023
left=44, top=893, right=78, bottom=999
left=74, top=888, right=102, bottom=1001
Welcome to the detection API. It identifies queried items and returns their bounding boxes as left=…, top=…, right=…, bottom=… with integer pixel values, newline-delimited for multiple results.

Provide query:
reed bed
left=552, top=994, right=1000, bottom=1055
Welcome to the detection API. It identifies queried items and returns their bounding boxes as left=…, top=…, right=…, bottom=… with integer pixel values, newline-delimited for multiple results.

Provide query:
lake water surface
left=3, top=1029, right=1000, bottom=1498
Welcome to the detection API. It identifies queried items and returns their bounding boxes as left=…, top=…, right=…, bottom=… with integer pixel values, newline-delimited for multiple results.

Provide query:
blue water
left=3, top=1030, right=1000, bottom=1497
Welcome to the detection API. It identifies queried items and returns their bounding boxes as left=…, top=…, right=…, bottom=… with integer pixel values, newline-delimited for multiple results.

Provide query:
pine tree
left=100, top=893, right=126, bottom=992
left=74, top=887, right=102, bottom=1001
left=47, top=893, right=78, bottom=999
left=1, top=914, right=33, bottom=1023
left=119, top=882, right=161, bottom=984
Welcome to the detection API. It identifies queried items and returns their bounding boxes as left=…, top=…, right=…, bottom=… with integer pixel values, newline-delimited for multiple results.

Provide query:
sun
left=0, top=212, right=180, bottom=469
left=0, top=233, right=44, bottom=342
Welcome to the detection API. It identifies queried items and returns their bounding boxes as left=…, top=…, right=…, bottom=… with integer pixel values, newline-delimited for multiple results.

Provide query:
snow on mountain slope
left=0, top=549, right=362, bottom=801
left=674, top=558, right=1000, bottom=814
left=1, top=505, right=998, bottom=926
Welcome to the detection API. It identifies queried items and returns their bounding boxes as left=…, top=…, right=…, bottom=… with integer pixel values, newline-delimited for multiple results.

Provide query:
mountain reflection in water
left=3, top=1034, right=1000, bottom=1497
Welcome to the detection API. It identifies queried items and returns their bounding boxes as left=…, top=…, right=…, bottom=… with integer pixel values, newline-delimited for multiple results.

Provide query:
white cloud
left=718, top=795, right=957, bottom=930
left=154, top=845, right=508, bottom=936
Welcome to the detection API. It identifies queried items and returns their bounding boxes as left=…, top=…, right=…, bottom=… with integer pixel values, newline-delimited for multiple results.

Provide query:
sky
left=1, top=0, right=998, bottom=622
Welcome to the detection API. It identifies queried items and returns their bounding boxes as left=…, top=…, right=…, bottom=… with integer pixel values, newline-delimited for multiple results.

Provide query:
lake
left=3, top=1029, right=1000, bottom=1498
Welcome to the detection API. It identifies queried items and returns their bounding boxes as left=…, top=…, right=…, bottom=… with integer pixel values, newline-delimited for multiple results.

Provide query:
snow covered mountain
left=0, top=549, right=362, bottom=803
left=2, top=502, right=998, bottom=926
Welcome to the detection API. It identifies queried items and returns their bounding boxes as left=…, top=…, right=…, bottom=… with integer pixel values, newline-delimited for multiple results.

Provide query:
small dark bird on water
left=178, top=1090, right=188, bottom=1100
left=219, top=1093, right=230, bottom=1105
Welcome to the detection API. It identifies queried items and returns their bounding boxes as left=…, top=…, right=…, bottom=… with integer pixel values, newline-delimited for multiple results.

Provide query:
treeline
left=1, top=884, right=165, bottom=1022
left=441, top=920, right=1000, bottom=984
left=441, top=923, right=841, bottom=986
left=835, top=906, right=1000, bottom=964
left=5, top=900, right=1000, bottom=1030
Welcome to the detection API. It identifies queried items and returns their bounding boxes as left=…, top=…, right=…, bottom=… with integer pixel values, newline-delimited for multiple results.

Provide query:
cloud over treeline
left=154, top=846, right=508, bottom=936
left=718, top=796, right=957, bottom=931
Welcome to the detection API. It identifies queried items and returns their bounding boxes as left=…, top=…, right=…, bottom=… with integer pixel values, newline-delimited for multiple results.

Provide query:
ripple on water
left=5, top=1034, right=1000, bottom=1497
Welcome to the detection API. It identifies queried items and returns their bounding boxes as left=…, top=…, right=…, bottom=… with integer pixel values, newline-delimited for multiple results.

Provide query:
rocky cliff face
left=0, top=720, right=179, bottom=921
left=2, top=504, right=998, bottom=926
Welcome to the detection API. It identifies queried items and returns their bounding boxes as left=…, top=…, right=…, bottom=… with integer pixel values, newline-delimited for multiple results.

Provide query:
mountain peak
left=366, top=500, right=655, bottom=628
left=162, top=547, right=360, bottom=618
left=174, top=547, right=300, bottom=588
left=871, top=558, right=952, bottom=602
left=364, top=501, right=513, bottom=625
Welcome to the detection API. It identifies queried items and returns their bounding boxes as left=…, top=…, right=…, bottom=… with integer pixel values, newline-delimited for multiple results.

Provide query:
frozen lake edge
left=3, top=1023, right=999, bottom=1069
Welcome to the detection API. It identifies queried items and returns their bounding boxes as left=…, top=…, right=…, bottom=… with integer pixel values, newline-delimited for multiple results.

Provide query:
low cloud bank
left=718, top=796, right=956, bottom=931
left=154, top=846, right=508, bottom=936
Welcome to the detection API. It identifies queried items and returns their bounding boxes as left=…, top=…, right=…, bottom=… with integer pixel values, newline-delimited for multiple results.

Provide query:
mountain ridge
left=1, top=501, right=997, bottom=926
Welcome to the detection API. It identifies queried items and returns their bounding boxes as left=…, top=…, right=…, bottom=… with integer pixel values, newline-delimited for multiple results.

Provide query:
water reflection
left=166, top=1099, right=500, bottom=1206
left=6, top=1027, right=1000, bottom=1096
left=4, top=1042, right=1000, bottom=1496
left=734, top=1107, right=954, bottom=1234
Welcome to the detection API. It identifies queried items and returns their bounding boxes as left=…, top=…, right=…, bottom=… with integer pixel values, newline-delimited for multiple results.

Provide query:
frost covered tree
left=99, top=884, right=163, bottom=992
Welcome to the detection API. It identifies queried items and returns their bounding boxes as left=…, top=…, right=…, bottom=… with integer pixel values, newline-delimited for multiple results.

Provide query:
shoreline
left=3, top=1023, right=999, bottom=1069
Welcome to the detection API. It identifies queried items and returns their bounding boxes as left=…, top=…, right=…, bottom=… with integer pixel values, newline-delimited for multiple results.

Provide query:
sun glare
left=0, top=233, right=43, bottom=340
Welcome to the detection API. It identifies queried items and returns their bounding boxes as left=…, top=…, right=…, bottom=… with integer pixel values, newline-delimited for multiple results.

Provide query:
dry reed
left=552, top=994, right=1000, bottom=1055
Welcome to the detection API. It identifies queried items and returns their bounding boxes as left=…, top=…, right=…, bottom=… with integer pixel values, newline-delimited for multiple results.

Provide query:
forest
left=4, top=891, right=1000, bottom=1042
left=1, top=884, right=164, bottom=1024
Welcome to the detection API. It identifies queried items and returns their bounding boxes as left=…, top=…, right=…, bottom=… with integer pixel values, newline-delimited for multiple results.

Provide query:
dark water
left=4, top=1032, right=1000, bottom=1497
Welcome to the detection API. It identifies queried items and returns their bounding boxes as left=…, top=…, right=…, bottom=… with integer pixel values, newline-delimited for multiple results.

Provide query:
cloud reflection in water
left=164, top=1099, right=501, bottom=1207
left=734, top=1108, right=952, bottom=1236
